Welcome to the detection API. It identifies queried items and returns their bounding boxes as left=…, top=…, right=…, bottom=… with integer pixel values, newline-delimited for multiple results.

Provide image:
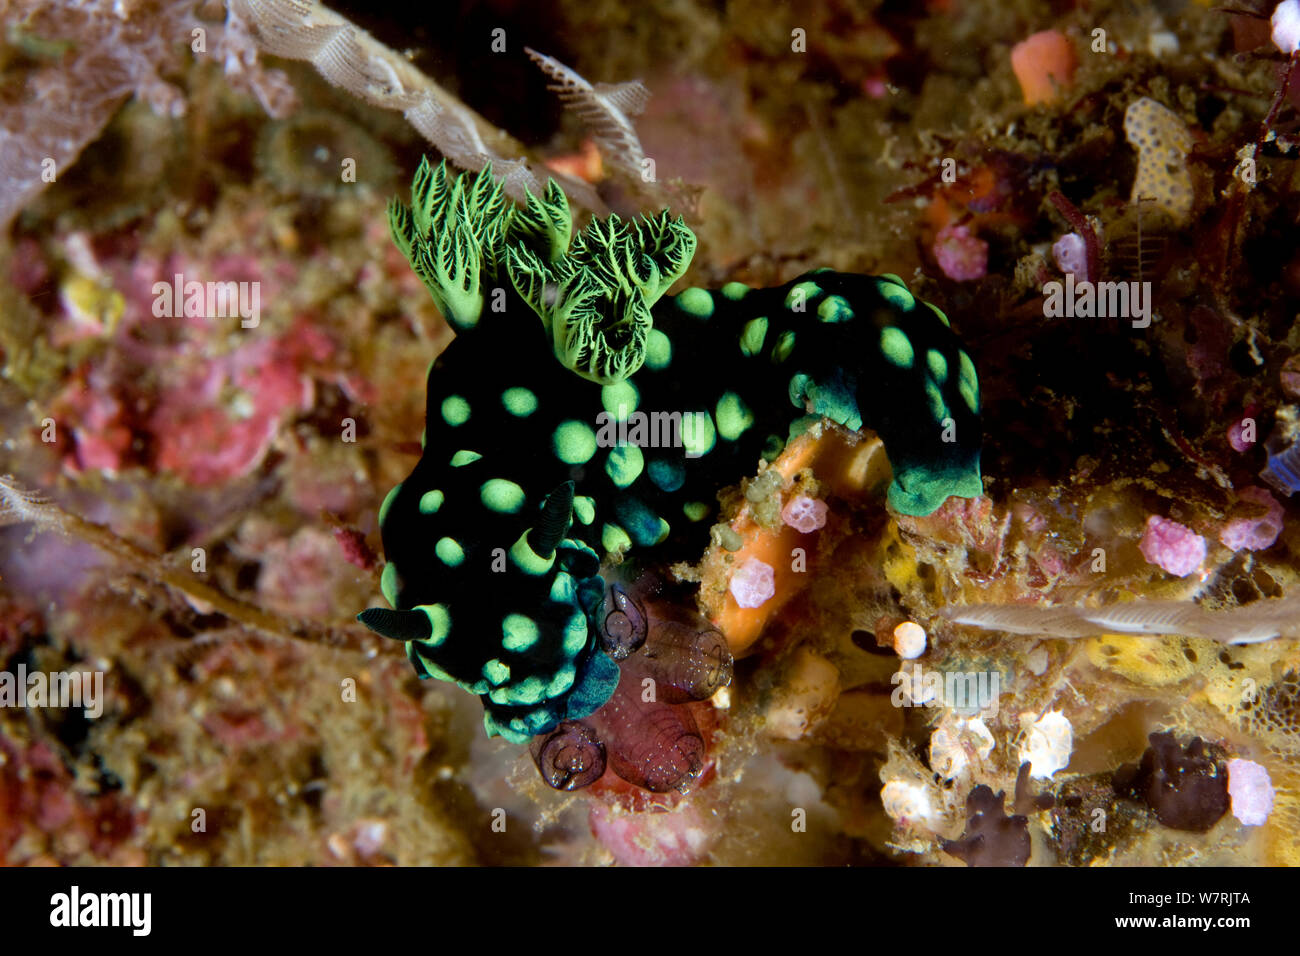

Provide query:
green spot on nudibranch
left=676, top=287, right=714, bottom=317
left=450, top=450, right=482, bottom=467
left=878, top=281, right=915, bottom=311
left=927, top=301, right=951, bottom=327
left=553, top=420, right=598, bottom=464
left=481, top=478, right=526, bottom=513
left=926, top=349, right=949, bottom=384
left=683, top=501, right=710, bottom=522
left=441, top=395, right=470, bottom=426
left=680, top=411, right=717, bottom=458
left=771, top=329, right=796, bottom=363
left=563, top=611, right=588, bottom=655
left=605, top=443, right=645, bottom=487
left=525, top=708, right=555, bottom=733
left=740, top=316, right=769, bottom=357
left=958, top=350, right=979, bottom=412
left=378, top=483, right=401, bottom=527
left=800, top=373, right=862, bottom=431
left=648, top=458, right=685, bottom=493
left=380, top=562, right=399, bottom=607
left=645, top=329, right=672, bottom=370
left=494, top=676, right=547, bottom=706
left=817, top=294, right=854, bottom=323
left=785, top=281, right=821, bottom=310
left=924, top=380, right=947, bottom=421
left=716, top=391, right=754, bottom=441
left=411, top=648, right=457, bottom=683
left=879, top=272, right=907, bottom=287
left=601, top=380, right=639, bottom=420
left=616, top=497, right=668, bottom=547
left=418, top=489, right=444, bottom=514
left=547, top=665, right=577, bottom=697
left=788, top=373, right=813, bottom=409
left=549, top=571, right=577, bottom=605
left=721, top=281, right=749, bottom=300
left=483, top=659, right=511, bottom=685
left=880, top=327, right=914, bottom=369
left=602, top=523, right=632, bottom=555
left=501, top=387, right=537, bottom=417
left=761, top=433, right=786, bottom=461
left=435, top=537, right=465, bottom=567
left=573, top=495, right=596, bottom=525
left=502, top=613, right=541, bottom=651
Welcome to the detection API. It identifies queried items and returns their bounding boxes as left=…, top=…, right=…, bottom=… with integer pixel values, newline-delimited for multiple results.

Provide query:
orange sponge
left=700, top=427, right=891, bottom=656
left=1010, top=30, right=1078, bottom=106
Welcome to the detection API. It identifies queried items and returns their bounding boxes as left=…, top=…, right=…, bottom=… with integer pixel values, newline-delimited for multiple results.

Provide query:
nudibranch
left=358, top=159, right=983, bottom=792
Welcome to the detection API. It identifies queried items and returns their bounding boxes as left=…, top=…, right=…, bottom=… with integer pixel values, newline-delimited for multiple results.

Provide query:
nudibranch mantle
left=360, top=160, right=983, bottom=746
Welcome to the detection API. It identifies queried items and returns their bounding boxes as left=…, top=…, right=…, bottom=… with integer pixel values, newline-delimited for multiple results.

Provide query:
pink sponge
left=729, top=557, right=775, bottom=609
left=1138, top=515, right=1206, bottom=577
left=781, top=495, right=828, bottom=533
left=1219, top=487, right=1284, bottom=552
left=934, top=224, right=988, bottom=281
left=1227, top=758, right=1275, bottom=826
